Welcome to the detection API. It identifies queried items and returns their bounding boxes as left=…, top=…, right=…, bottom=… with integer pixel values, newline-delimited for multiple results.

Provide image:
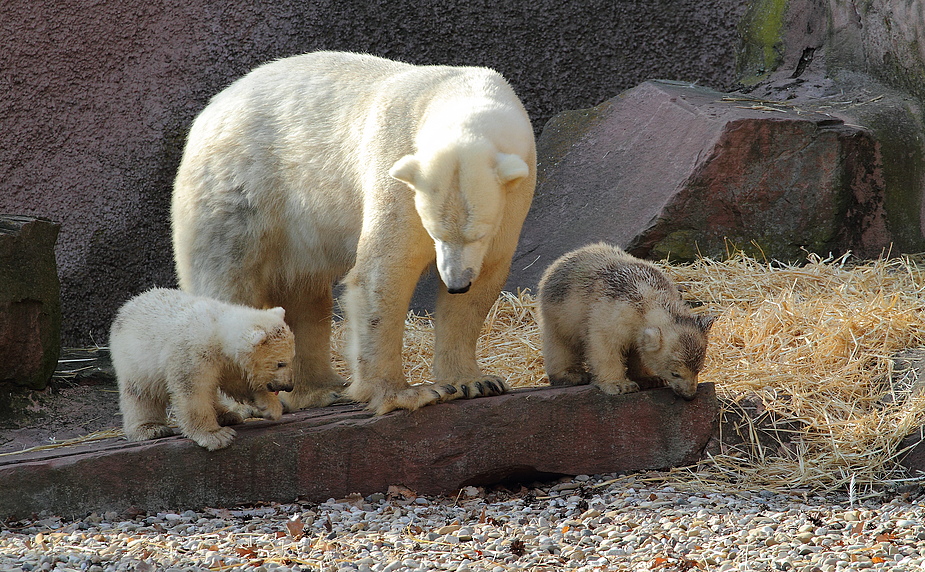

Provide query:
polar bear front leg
left=432, top=254, right=510, bottom=399
left=585, top=335, right=640, bottom=396
left=342, top=251, right=460, bottom=415
left=277, top=284, right=348, bottom=411
left=168, top=365, right=237, bottom=451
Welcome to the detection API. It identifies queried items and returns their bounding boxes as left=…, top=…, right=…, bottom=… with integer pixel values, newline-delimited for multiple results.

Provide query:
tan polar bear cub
left=537, top=243, right=713, bottom=400
left=172, top=51, right=536, bottom=414
left=110, top=288, right=295, bottom=450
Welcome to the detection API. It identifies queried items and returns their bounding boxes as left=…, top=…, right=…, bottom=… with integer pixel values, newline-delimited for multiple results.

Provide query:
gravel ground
left=3, top=473, right=925, bottom=572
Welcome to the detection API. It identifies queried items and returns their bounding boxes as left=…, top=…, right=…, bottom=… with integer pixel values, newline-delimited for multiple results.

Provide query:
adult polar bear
left=172, top=51, right=536, bottom=414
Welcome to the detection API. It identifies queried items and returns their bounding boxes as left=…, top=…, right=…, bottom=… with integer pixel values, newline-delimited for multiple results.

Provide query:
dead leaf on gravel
left=286, top=515, right=305, bottom=539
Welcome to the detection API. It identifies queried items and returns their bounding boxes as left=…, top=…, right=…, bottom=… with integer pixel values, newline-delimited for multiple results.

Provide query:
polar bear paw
left=124, top=423, right=174, bottom=442
left=279, top=377, right=349, bottom=411
left=594, top=379, right=641, bottom=396
left=548, top=369, right=592, bottom=387
left=451, top=375, right=508, bottom=400
left=215, top=409, right=246, bottom=426
left=189, top=426, right=237, bottom=451
left=365, top=376, right=508, bottom=415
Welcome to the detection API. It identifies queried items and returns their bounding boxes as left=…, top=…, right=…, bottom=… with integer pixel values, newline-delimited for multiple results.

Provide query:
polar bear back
left=109, top=288, right=285, bottom=376
left=172, top=51, right=534, bottom=299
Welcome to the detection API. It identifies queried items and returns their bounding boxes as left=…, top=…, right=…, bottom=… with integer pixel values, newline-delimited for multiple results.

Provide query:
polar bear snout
left=435, top=241, right=480, bottom=294
left=446, top=272, right=473, bottom=294
left=266, top=379, right=294, bottom=393
left=444, top=267, right=474, bottom=294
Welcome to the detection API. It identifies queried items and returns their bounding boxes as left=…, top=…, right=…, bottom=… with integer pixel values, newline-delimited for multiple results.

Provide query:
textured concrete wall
left=0, top=0, right=747, bottom=346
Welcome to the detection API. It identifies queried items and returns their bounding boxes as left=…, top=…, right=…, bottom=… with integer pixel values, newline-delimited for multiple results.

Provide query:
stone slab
left=0, top=383, right=717, bottom=520
left=505, top=79, right=890, bottom=294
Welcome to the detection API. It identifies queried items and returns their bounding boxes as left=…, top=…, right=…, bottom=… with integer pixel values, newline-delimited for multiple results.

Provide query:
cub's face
left=390, top=145, right=529, bottom=294
left=246, top=326, right=296, bottom=394
left=641, top=316, right=713, bottom=400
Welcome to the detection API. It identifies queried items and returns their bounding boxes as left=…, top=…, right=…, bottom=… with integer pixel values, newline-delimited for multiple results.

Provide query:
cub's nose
left=267, top=380, right=294, bottom=392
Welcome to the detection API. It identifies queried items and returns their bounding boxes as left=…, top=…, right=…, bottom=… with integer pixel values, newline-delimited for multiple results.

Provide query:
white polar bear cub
left=110, top=288, right=295, bottom=451
left=172, top=51, right=536, bottom=414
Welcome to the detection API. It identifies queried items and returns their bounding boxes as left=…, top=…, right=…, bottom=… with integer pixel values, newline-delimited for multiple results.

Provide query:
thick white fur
left=110, top=288, right=295, bottom=450
left=537, top=243, right=712, bottom=400
left=172, top=51, right=536, bottom=414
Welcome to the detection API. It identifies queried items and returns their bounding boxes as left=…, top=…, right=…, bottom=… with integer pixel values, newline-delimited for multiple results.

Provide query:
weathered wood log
left=0, top=383, right=717, bottom=519
left=0, top=215, right=61, bottom=393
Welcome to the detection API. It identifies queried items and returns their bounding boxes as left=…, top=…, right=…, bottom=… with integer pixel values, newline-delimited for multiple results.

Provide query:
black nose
left=447, top=283, right=471, bottom=294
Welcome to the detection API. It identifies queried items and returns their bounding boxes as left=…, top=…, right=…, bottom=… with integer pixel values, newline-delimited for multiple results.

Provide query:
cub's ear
left=640, top=327, right=662, bottom=352
left=496, top=153, right=529, bottom=184
left=248, top=328, right=268, bottom=347
left=697, top=314, right=715, bottom=333
left=389, top=155, right=421, bottom=188
left=268, top=306, right=286, bottom=321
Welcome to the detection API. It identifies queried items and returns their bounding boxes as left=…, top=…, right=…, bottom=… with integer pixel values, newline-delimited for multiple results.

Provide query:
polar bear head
left=241, top=308, right=296, bottom=394
left=390, top=141, right=530, bottom=294
left=637, top=313, right=714, bottom=400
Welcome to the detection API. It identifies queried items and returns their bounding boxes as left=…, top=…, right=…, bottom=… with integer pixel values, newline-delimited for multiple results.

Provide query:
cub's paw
left=216, top=409, right=245, bottom=426
left=124, top=423, right=174, bottom=442
left=548, top=370, right=592, bottom=387
left=189, top=427, right=237, bottom=451
left=251, top=392, right=284, bottom=421
left=594, top=380, right=641, bottom=396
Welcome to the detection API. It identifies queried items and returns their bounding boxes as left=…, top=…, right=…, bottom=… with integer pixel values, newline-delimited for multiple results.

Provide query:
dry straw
left=329, top=250, right=925, bottom=495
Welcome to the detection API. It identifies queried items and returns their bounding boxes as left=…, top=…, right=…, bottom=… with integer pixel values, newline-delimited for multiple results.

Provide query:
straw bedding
left=327, top=250, right=925, bottom=495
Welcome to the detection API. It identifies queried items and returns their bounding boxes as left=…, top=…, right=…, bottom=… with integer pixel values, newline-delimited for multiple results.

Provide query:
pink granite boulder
left=508, top=80, right=891, bottom=291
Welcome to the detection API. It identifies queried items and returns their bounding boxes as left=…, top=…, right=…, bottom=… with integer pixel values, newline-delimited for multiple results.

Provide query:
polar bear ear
left=696, top=314, right=715, bottom=333
left=248, top=328, right=268, bottom=347
left=640, top=327, right=662, bottom=353
left=268, top=306, right=286, bottom=321
left=496, top=153, right=529, bottom=184
left=389, top=155, right=421, bottom=188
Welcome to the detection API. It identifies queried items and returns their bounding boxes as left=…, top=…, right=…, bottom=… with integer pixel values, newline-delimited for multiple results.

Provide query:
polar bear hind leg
left=119, top=380, right=175, bottom=441
left=275, top=283, right=348, bottom=411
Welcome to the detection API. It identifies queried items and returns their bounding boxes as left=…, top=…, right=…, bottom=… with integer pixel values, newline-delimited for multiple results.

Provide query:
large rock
left=0, top=216, right=61, bottom=392
left=507, top=80, right=890, bottom=290
left=738, top=0, right=925, bottom=255
left=0, top=383, right=717, bottom=519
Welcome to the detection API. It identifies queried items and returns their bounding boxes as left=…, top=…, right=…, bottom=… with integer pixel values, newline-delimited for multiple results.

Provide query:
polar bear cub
left=172, top=51, right=536, bottom=415
left=537, top=243, right=713, bottom=400
left=110, top=288, right=295, bottom=450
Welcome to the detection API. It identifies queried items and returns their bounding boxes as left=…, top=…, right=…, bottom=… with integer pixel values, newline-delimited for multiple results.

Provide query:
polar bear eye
left=671, top=372, right=683, bottom=379
left=277, top=362, right=289, bottom=369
